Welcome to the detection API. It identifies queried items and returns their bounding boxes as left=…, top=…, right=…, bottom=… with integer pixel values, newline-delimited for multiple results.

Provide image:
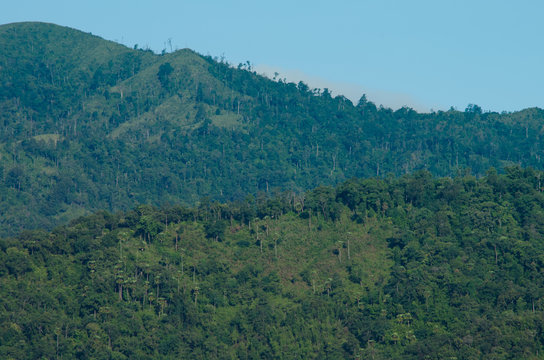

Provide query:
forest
left=1, top=22, right=544, bottom=235
left=3, top=22, right=544, bottom=359
left=2, top=168, right=544, bottom=359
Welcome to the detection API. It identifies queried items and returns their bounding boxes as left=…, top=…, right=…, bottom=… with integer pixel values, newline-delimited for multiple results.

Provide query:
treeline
left=1, top=22, right=544, bottom=235
left=2, top=167, right=544, bottom=358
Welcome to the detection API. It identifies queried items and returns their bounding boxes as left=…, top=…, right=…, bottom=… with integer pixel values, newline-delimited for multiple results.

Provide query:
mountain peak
left=1, top=23, right=544, bottom=236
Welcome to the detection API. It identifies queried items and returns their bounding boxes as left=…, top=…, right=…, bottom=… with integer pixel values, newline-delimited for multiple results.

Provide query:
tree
left=204, top=220, right=227, bottom=241
left=308, top=186, right=336, bottom=220
left=4, top=247, right=32, bottom=278
left=465, top=103, right=482, bottom=114
left=136, top=215, right=162, bottom=243
left=5, top=166, right=28, bottom=191
left=157, top=62, right=174, bottom=89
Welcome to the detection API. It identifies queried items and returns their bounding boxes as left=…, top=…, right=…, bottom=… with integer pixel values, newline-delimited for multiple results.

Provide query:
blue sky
left=2, top=0, right=543, bottom=112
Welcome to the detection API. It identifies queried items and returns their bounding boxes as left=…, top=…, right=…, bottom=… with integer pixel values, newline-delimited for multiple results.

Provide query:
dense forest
left=1, top=22, right=544, bottom=235
left=2, top=168, right=544, bottom=359
left=3, top=21, right=544, bottom=359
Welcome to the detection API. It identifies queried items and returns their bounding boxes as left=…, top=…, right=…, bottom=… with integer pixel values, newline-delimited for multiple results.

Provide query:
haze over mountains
left=1, top=21, right=544, bottom=237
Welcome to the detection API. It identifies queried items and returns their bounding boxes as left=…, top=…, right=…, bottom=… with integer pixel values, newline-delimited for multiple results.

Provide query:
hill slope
left=2, top=169, right=544, bottom=358
left=1, top=22, right=544, bottom=235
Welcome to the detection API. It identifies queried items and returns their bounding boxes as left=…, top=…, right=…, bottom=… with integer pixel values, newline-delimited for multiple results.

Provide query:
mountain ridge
left=1, top=21, right=544, bottom=236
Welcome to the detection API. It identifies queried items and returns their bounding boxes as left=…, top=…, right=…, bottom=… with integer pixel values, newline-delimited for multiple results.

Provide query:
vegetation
left=2, top=22, right=544, bottom=358
left=2, top=168, right=544, bottom=358
left=1, top=22, right=544, bottom=235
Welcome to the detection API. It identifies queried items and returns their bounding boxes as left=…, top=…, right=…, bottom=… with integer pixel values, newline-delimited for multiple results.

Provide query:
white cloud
left=255, top=64, right=432, bottom=112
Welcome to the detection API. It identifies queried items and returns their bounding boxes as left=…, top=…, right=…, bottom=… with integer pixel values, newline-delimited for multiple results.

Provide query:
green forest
left=3, top=22, right=544, bottom=359
left=2, top=168, right=544, bottom=359
left=1, top=22, right=544, bottom=235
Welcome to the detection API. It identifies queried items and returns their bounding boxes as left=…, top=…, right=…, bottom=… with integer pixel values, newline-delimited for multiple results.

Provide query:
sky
left=2, top=0, right=543, bottom=112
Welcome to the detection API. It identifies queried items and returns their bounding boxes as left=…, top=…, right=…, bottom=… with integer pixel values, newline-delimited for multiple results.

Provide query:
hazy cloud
left=255, top=64, right=433, bottom=112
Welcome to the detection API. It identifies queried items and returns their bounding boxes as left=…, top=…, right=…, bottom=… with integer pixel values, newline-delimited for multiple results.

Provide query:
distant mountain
left=1, top=22, right=544, bottom=235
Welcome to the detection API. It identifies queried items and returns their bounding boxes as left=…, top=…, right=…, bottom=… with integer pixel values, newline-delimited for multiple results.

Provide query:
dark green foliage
left=2, top=23, right=544, bottom=357
left=203, top=220, right=227, bottom=241
left=157, top=62, right=174, bottom=90
left=2, top=169, right=544, bottom=358
left=1, top=22, right=544, bottom=236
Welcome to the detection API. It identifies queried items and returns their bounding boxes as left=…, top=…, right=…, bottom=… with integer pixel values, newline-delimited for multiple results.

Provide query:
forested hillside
left=2, top=22, right=544, bottom=236
left=2, top=168, right=544, bottom=359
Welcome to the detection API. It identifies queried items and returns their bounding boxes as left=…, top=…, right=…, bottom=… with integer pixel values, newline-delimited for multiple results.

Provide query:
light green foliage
left=2, top=23, right=544, bottom=357
left=2, top=170, right=544, bottom=358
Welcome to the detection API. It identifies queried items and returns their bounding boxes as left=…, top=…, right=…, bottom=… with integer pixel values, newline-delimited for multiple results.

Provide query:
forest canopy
left=0, top=22, right=544, bottom=236
left=2, top=168, right=544, bottom=359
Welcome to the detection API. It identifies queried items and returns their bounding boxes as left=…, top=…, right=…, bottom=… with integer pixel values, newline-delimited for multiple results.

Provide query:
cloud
left=254, top=64, right=432, bottom=112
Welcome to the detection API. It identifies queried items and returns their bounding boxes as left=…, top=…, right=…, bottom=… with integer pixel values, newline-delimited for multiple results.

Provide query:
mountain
left=1, top=22, right=544, bottom=236
left=2, top=169, right=544, bottom=358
